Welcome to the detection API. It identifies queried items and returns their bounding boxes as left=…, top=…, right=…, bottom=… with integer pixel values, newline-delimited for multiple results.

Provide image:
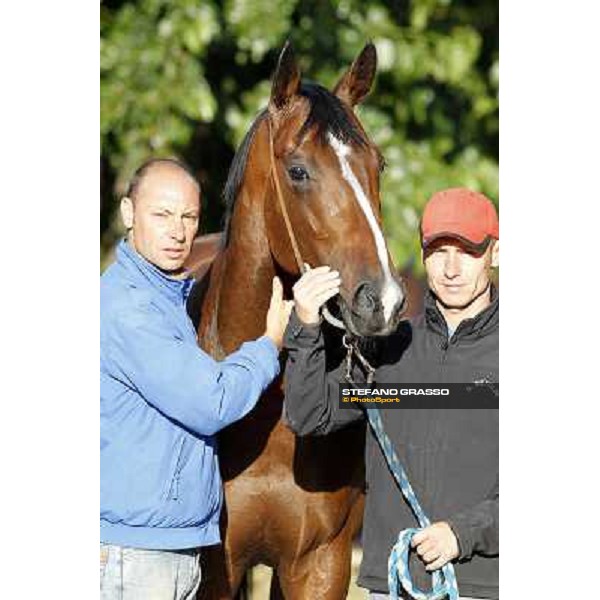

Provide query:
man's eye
left=288, top=166, right=309, bottom=181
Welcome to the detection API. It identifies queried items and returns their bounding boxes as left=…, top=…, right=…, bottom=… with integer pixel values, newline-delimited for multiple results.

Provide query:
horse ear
left=333, top=42, right=377, bottom=108
left=269, top=41, right=301, bottom=114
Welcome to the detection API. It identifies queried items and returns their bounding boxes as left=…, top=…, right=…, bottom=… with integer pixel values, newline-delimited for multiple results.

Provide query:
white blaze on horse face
left=327, top=132, right=403, bottom=322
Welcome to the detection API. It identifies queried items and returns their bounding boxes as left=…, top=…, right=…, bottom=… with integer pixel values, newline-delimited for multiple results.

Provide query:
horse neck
left=199, top=123, right=278, bottom=356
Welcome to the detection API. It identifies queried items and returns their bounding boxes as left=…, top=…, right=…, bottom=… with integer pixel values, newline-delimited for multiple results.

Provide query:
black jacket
left=283, top=290, right=499, bottom=598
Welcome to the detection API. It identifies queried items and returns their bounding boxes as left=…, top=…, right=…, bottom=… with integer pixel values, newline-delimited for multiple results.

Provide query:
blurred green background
left=100, top=0, right=498, bottom=273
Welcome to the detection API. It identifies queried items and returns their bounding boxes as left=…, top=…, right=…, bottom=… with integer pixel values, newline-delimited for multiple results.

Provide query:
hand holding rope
left=343, top=338, right=460, bottom=600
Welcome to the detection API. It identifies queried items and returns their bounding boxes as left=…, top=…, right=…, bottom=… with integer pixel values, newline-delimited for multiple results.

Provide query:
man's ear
left=491, top=239, right=499, bottom=268
left=120, top=196, right=134, bottom=231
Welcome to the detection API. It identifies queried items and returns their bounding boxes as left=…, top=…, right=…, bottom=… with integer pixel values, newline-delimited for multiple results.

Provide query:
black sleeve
left=447, top=474, right=499, bottom=559
left=283, top=310, right=365, bottom=436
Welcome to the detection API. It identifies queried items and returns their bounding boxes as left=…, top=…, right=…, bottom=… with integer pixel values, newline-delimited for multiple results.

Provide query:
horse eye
left=288, top=166, right=309, bottom=182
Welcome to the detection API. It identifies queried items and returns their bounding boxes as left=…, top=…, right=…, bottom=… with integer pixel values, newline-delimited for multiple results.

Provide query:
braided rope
left=363, top=406, right=459, bottom=600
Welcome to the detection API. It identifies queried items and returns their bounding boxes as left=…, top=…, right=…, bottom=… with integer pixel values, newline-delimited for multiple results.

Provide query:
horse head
left=264, top=42, right=406, bottom=337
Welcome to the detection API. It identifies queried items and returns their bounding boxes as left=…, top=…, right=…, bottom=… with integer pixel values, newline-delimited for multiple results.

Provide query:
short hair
left=125, top=158, right=200, bottom=201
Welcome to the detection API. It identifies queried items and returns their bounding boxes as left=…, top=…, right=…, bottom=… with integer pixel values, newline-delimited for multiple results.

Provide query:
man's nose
left=444, top=254, right=461, bottom=278
left=170, top=218, right=186, bottom=242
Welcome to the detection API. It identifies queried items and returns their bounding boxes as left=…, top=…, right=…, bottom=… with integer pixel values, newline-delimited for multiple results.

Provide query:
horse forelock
left=221, top=83, right=370, bottom=244
left=297, top=82, right=368, bottom=148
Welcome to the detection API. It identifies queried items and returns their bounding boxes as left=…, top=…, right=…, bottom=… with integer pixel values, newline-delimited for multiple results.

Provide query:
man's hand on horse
left=292, top=265, right=341, bottom=325
left=265, top=276, right=295, bottom=349
left=411, top=521, right=460, bottom=571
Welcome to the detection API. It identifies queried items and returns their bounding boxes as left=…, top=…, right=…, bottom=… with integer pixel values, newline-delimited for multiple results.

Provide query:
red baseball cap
left=420, top=188, right=499, bottom=250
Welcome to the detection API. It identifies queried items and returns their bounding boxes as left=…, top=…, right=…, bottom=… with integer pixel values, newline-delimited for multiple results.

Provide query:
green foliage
left=101, top=0, right=218, bottom=180
left=225, top=0, right=297, bottom=62
left=101, top=0, right=498, bottom=273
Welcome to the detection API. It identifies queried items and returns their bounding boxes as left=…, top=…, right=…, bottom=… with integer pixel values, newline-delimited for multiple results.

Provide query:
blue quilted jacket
left=100, top=240, right=279, bottom=549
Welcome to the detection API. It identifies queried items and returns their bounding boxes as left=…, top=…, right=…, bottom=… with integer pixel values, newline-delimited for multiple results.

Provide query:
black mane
left=221, top=82, right=368, bottom=243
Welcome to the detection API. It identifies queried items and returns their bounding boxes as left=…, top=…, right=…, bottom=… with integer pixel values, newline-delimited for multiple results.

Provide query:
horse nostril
left=354, top=283, right=379, bottom=313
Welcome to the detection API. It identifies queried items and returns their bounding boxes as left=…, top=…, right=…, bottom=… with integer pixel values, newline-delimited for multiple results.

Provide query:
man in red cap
left=420, top=188, right=499, bottom=336
left=283, top=188, right=499, bottom=599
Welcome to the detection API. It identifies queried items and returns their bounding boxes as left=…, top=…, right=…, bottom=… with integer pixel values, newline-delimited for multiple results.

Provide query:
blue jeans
left=100, top=543, right=201, bottom=599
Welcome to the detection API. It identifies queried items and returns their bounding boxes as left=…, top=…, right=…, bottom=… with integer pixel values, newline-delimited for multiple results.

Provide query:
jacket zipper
left=438, top=337, right=446, bottom=379
left=439, top=332, right=455, bottom=377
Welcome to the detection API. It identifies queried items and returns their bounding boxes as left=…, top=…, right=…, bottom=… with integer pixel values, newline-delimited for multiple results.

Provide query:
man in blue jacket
left=100, top=158, right=292, bottom=599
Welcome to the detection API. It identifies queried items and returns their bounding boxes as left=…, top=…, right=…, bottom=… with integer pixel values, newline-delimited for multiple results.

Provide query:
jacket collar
left=117, top=239, right=194, bottom=305
left=424, top=284, right=499, bottom=340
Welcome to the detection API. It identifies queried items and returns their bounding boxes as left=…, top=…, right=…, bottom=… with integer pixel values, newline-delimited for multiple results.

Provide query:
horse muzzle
left=338, top=279, right=406, bottom=337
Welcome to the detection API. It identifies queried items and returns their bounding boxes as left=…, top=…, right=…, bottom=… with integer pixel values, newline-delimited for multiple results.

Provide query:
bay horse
left=195, top=42, right=406, bottom=599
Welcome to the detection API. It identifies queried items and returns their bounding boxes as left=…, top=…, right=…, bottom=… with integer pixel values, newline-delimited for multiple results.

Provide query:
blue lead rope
left=342, top=335, right=460, bottom=599
left=363, top=406, right=459, bottom=600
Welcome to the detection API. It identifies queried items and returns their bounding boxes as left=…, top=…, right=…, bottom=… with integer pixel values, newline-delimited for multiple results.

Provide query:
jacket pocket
left=164, top=437, right=186, bottom=501
left=165, top=436, right=194, bottom=502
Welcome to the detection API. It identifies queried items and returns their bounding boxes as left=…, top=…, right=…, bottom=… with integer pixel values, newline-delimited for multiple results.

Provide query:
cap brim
left=422, top=233, right=493, bottom=254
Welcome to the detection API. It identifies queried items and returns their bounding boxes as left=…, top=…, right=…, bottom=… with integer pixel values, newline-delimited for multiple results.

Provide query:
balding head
left=126, top=158, right=200, bottom=205
left=120, top=158, right=201, bottom=277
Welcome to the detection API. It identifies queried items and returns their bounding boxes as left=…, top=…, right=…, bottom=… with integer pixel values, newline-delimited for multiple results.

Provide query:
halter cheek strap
left=267, top=118, right=306, bottom=275
left=267, top=118, right=348, bottom=331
